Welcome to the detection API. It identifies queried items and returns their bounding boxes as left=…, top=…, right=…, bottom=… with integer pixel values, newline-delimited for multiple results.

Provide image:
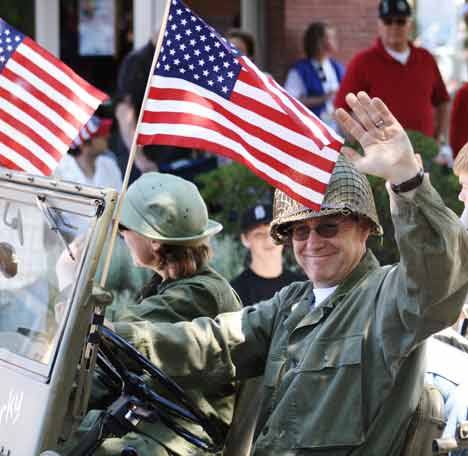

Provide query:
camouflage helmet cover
left=270, top=155, right=383, bottom=243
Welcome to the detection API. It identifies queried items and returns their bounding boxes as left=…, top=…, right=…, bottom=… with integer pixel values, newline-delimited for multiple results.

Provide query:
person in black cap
left=335, top=0, right=450, bottom=148
left=230, top=203, right=303, bottom=306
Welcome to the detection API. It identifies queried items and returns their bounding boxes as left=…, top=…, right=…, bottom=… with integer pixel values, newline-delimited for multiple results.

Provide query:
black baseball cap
left=378, top=0, right=412, bottom=18
left=240, top=203, right=273, bottom=233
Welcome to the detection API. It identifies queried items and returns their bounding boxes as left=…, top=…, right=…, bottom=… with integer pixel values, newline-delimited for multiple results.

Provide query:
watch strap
left=390, top=168, right=424, bottom=194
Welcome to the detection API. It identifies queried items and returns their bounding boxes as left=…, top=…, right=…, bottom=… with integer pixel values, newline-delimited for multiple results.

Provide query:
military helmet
left=270, top=155, right=383, bottom=244
left=120, top=172, right=222, bottom=246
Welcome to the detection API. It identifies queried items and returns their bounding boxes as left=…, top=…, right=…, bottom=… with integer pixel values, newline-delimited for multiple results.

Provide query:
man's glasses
left=382, top=17, right=408, bottom=26
left=289, top=217, right=355, bottom=242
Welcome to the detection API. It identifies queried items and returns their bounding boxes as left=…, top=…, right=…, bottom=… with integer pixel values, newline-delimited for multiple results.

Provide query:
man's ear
left=240, top=233, right=251, bottom=249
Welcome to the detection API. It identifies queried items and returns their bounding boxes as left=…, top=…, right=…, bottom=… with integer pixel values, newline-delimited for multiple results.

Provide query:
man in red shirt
left=334, top=0, right=449, bottom=144
left=450, top=83, right=468, bottom=157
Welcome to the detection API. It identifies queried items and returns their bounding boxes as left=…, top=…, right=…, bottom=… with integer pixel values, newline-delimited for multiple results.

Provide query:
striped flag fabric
left=136, top=0, right=343, bottom=210
left=0, top=18, right=107, bottom=176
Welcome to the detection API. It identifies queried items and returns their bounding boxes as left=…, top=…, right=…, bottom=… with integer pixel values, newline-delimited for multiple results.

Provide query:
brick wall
left=275, top=0, right=379, bottom=82
left=186, top=0, right=379, bottom=83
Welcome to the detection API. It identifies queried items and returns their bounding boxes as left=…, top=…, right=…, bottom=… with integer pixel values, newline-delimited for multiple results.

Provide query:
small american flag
left=0, top=18, right=107, bottom=176
left=137, top=0, right=343, bottom=210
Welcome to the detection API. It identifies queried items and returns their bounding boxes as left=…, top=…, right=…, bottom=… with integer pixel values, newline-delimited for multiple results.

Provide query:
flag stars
left=5, top=37, right=11, bottom=43
left=175, top=33, right=182, bottom=41
left=169, top=49, right=176, bottom=55
left=208, top=55, right=215, bottom=62
left=191, top=16, right=197, bottom=22
left=4, top=29, right=10, bottom=35
left=184, top=53, right=190, bottom=60
left=181, top=19, right=187, bottom=25
left=194, top=49, right=201, bottom=56
left=179, top=44, right=186, bottom=50
left=207, top=80, right=214, bottom=86
left=185, top=29, right=192, bottom=36
left=222, top=86, right=228, bottom=93
left=227, top=71, right=234, bottom=78
left=202, top=69, right=209, bottom=76
left=189, top=39, right=196, bottom=46
left=217, top=75, right=224, bottom=82
left=213, top=65, right=219, bottom=72
left=198, top=59, right=205, bottom=66
left=194, top=74, right=200, bottom=80
left=214, top=42, right=221, bottom=48
left=176, top=8, right=183, bottom=15
left=6, top=45, right=12, bottom=52
left=195, top=25, right=202, bottom=32
left=164, top=64, right=170, bottom=71
left=171, top=24, right=178, bottom=30
left=189, top=64, right=195, bottom=70
left=174, top=58, right=180, bottom=65
left=14, top=36, right=20, bottom=42
left=219, top=51, right=225, bottom=58
left=179, top=68, right=186, bottom=73
left=204, top=45, right=211, bottom=52
left=223, top=61, right=230, bottom=68
left=200, top=35, right=206, bottom=42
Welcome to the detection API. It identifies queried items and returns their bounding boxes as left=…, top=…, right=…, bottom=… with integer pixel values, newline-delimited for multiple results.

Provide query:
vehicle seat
left=401, top=383, right=446, bottom=456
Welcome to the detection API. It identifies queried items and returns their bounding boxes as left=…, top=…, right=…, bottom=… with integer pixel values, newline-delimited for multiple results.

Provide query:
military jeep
left=0, top=169, right=225, bottom=456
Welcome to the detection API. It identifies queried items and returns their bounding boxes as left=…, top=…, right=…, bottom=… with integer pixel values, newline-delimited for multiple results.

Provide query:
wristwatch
left=390, top=168, right=424, bottom=194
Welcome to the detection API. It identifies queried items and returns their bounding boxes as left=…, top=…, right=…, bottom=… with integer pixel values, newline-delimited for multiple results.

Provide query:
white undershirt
left=313, top=285, right=338, bottom=307
left=385, top=47, right=411, bottom=65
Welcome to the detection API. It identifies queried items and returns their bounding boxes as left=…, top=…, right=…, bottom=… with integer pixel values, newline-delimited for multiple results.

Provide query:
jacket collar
left=291, top=250, right=380, bottom=332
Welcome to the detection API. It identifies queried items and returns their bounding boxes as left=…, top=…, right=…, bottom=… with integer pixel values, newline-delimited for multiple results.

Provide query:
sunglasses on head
left=288, top=217, right=356, bottom=242
left=382, top=17, right=408, bottom=26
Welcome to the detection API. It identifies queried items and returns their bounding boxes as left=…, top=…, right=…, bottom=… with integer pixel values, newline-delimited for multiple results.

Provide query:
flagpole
left=99, top=0, right=172, bottom=288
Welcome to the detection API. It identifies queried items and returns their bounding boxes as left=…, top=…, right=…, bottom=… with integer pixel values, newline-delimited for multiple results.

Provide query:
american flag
left=137, top=0, right=342, bottom=209
left=0, top=18, right=107, bottom=176
left=137, top=0, right=343, bottom=210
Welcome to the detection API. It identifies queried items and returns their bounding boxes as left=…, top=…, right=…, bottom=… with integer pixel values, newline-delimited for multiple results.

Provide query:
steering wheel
left=95, top=326, right=226, bottom=453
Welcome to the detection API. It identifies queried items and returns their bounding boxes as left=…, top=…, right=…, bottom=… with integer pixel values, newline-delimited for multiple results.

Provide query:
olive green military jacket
left=106, top=266, right=241, bottom=455
left=116, top=178, right=468, bottom=455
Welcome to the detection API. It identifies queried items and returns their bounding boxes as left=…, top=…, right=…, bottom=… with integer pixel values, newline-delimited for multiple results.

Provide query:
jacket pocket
left=291, top=334, right=365, bottom=449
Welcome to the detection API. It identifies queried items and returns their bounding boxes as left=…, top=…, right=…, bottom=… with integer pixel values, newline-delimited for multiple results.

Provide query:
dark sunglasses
left=289, top=217, right=355, bottom=242
left=382, top=17, right=408, bottom=26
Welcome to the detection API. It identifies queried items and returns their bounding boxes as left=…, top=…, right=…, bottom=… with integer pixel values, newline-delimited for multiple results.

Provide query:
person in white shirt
left=55, top=116, right=123, bottom=237
left=55, top=116, right=122, bottom=192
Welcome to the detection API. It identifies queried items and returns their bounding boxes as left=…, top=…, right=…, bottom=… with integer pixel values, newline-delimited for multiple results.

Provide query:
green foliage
left=196, top=162, right=273, bottom=235
left=2, top=0, right=35, bottom=36
left=209, top=234, right=245, bottom=281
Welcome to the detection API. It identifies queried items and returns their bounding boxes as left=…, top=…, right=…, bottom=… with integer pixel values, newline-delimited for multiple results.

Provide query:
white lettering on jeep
left=0, top=389, right=23, bottom=426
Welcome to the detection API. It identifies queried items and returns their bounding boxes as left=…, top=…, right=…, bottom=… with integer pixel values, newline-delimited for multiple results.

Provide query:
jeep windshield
left=0, top=173, right=108, bottom=378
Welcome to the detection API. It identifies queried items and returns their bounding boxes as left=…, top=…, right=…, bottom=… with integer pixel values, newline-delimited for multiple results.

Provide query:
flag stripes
left=0, top=24, right=107, bottom=176
left=135, top=0, right=342, bottom=209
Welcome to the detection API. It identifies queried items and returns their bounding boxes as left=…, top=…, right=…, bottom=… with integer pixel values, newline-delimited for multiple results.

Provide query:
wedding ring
left=375, top=119, right=385, bottom=129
